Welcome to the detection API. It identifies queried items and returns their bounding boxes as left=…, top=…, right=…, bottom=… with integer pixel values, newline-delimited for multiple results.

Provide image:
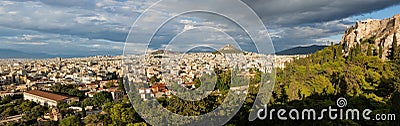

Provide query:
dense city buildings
left=0, top=48, right=305, bottom=125
left=123, top=45, right=306, bottom=100
left=0, top=56, right=123, bottom=97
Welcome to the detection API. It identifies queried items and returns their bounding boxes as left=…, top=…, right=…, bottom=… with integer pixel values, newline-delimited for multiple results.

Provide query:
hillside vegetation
left=256, top=41, right=400, bottom=125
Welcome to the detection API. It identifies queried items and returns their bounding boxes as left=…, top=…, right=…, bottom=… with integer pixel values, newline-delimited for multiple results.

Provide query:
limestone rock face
left=340, top=14, right=400, bottom=60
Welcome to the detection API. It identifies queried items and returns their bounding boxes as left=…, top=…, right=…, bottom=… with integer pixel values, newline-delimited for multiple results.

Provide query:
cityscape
left=1, top=0, right=400, bottom=126
left=0, top=44, right=304, bottom=125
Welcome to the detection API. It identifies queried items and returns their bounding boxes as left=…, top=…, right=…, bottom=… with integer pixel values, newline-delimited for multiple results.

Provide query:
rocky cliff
left=340, top=14, right=400, bottom=60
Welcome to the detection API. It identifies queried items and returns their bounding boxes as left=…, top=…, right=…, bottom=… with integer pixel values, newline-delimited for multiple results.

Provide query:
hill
left=186, top=47, right=217, bottom=53
left=0, top=49, right=53, bottom=59
left=275, top=45, right=328, bottom=55
left=216, top=44, right=243, bottom=54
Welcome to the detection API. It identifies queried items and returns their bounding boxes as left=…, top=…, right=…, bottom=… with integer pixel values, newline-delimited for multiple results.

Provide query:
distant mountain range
left=0, top=49, right=117, bottom=59
left=150, top=45, right=244, bottom=54
left=0, top=45, right=328, bottom=59
left=0, top=49, right=54, bottom=59
left=190, top=44, right=327, bottom=55
left=186, top=47, right=217, bottom=53
left=275, top=45, right=328, bottom=55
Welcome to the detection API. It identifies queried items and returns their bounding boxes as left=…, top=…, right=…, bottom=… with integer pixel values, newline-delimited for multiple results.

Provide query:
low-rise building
left=107, top=88, right=125, bottom=101
left=23, top=90, right=79, bottom=107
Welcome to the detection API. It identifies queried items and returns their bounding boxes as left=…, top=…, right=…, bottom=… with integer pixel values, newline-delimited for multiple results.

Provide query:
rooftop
left=25, top=90, right=72, bottom=101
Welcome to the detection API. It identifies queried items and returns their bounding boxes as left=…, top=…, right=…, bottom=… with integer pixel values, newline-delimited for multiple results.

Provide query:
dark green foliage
left=215, top=69, right=231, bottom=91
left=355, top=43, right=362, bottom=55
left=84, top=97, right=145, bottom=126
left=0, top=96, right=12, bottom=104
left=391, top=33, right=398, bottom=60
left=224, top=43, right=400, bottom=125
left=194, top=76, right=201, bottom=88
left=110, top=103, right=137, bottom=125
left=336, top=45, right=343, bottom=60
left=0, top=97, right=47, bottom=125
left=258, top=43, right=399, bottom=125
left=51, top=84, right=85, bottom=99
left=118, top=78, right=125, bottom=92
left=22, top=104, right=48, bottom=125
left=361, top=36, right=376, bottom=44
left=379, top=44, right=383, bottom=58
left=59, top=115, right=81, bottom=126
left=93, top=91, right=113, bottom=107
left=149, top=75, right=160, bottom=84
left=40, top=120, right=58, bottom=126
left=367, top=45, right=373, bottom=56
left=81, top=104, right=86, bottom=117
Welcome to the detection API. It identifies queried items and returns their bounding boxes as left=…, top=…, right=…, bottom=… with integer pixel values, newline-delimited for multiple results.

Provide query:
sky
left=0, top=0, right=399, bottom=57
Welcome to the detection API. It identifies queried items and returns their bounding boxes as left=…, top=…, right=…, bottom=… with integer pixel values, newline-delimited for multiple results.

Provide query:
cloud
left=270, top=18, right=355, bottom=50
left=243, top=0, right=400, bottom=26
left=0, top=0, right=399, bottom=56
left=0, top=0, right=137, bottom=42
left=12, top=42, right=48, bottom=45
left=10, top=0, right=97, bottom=8
left=237, top=0, right=400, bottom=51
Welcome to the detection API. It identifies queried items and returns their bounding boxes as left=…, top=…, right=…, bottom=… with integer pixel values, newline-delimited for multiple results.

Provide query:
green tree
left=84, top=114, right=102, bottom=125
left=19, top=101, right=34, bottom=113
left=132, top=122, right=147, bottom=126
left=194, top=77, right=201, bottom=88
left=22, top=105, right=47, bottom=124
left=106, top=82, right=114, bottom=88
left=355, top=43, right=362, bottom=55
left=41, top=120, right=58, bottom=126
left=118, top=78, right=125, bottom=92
left=392, top=33, right=398, bottom=60
left=110, top=103, right=124, bottom=125
left=367, top=45, right=373, bottom=56
left=5, top=122, right=19, bottom=126
left=280, top=85, right=289, bottom=103
left=82, top=98, right=93, bottom=107
left=51, top=84, right=85, bottom=99
left=379, top=44, right=383, bottom=58
left=81, top=104, right=86, bottom=117
left=336, top=45, right=343, bottom=60
left=110, top=103, right=136, bottom=125
left=1, top=107, right=16, bottom=117
left=0, top=96, right=12, bottom=104
left=59, top=115, right=81, bottom=126
left=149, top=75, right=160, bottom=84
left=102, top=102, right=113, bottom=113
left=57, top=102, right=69, bottom=109
left=390, top=91, right=400, bottom=126
left=93, top=91, right=113, bottom=107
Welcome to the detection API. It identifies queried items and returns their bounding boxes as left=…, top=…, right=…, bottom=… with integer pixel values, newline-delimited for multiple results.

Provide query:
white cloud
left=0, top=0, right=398, bottom=56
left=74, top=14, right=107, bottom=24
left=11, top=42, right=48, bottom=45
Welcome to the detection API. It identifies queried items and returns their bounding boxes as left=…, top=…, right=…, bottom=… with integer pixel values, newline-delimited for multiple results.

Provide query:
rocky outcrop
left=340, top=14, right=400, bottom=60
